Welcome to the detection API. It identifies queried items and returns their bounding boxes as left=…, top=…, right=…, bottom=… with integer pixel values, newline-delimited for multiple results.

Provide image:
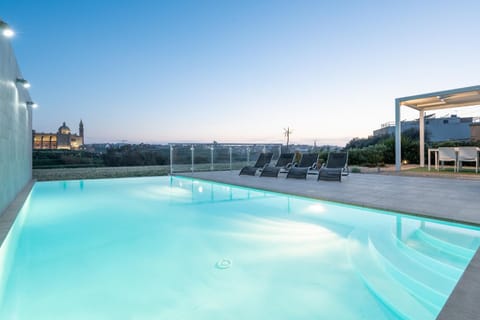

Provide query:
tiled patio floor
left=180, top=170, right=480, bottom=225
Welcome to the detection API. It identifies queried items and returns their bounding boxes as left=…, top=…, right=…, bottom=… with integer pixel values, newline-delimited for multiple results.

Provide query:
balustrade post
left=169, top=144, right=174, bottom=175
left=210, top=146, right=214, bottom=171
left=191, top=145, right=195, bottom=173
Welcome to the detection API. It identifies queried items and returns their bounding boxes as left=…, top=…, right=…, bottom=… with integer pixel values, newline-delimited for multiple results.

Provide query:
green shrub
left=347, top=144, right=386, bottom=166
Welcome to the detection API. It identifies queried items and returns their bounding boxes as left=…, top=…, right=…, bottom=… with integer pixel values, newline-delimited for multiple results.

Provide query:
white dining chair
left=457, top=147, right=479, bottom=173
left=438, top=147, right=458, bottom=172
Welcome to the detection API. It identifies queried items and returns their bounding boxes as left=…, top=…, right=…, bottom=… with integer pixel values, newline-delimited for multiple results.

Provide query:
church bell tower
left=79, top=120, right=84, bottom=145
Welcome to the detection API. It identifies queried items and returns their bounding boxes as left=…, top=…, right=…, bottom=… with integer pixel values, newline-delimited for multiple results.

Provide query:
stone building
left=33, top=120, right=84, bottom=150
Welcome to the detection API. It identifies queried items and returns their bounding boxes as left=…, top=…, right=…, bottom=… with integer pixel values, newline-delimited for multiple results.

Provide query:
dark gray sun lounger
left=239, top=152, right=273, bottom=176
left=260, top=153, right=295, bottom=177
left=318, top=152, right=349, bottom=182
left=286, top=153, right=319, bottom=179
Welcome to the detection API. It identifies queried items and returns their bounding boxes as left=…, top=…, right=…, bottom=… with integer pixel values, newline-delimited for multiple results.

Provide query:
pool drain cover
left=215, top=258, right=232, bottom=269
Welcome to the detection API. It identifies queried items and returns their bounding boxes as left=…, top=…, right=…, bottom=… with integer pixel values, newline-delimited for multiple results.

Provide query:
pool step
left=347, top=230, right=435, bottom=320
left=393, top=235, right=463, bottom=280
left=405, top=230, right=473, bottom=269
left=414, top=229, right=475, bottom=259
left=424, top=227, right=480, bottom=251
left=368, top=234, right=450, bottom=313
left=382, top=232, right=460, bottom=284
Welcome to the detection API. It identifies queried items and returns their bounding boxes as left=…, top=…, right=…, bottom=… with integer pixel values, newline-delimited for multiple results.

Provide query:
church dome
left=58, top=122, right=71, bottom=134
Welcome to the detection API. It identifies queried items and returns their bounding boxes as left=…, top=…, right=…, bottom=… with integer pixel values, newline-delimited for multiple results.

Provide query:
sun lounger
left=318, top=152, right=349, bottom=182
left=286, top=153, right=319, bottom=179
left=260, top=153, right=295, bottom=177
left=239, top=152, right=273, bottom=176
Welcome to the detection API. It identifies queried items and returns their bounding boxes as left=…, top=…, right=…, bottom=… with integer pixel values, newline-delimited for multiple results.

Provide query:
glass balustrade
left=169, top=143, right=283, bottom=174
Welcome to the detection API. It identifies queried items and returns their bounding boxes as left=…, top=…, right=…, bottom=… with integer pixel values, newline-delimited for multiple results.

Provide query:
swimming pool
left=0, top=176, right=479, bottom=319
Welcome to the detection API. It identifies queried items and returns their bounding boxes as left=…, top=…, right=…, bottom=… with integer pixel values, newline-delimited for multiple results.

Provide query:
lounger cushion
left=260, top=166, right=281, bottom=178
left=286, top=167, right=308, bottom=179
left=239, top=166, right=258, bottom=176
left=318, top=168, right=342, bottom=182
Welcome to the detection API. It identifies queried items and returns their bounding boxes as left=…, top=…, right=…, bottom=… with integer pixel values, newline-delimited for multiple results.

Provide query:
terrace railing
left=169, top=143, right=283, bottom=174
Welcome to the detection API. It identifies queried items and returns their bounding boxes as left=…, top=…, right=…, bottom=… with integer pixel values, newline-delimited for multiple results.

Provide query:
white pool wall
left=0, top=24, right=33, bottom=216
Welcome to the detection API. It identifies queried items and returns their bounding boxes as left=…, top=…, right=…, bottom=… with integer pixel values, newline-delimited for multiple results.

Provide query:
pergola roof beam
left=419, top=101, right=480, bottom=111
left=396, top=85, right=480, bottom=104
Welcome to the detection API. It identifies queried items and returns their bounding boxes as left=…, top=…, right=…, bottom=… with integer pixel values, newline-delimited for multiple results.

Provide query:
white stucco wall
left=0, top=35, right=33, bottom=215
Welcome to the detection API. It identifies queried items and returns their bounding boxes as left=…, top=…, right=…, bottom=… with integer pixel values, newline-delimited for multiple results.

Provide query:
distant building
left=33, top=121, right=84, bottom=150
left=373, top=115, right=479, bottom=142
left=471, top=122, right=480, bottom=141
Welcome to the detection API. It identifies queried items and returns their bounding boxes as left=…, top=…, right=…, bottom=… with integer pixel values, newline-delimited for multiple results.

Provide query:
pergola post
left=419, top=110, right=425, bottom=167
left=395, top=99, right=401, bottom=171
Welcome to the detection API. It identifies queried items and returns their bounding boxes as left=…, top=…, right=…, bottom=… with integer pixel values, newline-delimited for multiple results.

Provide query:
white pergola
left=395, top=85, right=480, bottom=171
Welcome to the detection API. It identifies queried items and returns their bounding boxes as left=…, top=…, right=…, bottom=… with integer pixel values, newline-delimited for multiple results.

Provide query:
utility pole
left=283, top=127, right=293, bottom=151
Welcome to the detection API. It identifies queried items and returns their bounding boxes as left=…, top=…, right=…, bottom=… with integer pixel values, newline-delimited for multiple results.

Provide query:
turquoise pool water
left=0, top=176, right=479, bottom=319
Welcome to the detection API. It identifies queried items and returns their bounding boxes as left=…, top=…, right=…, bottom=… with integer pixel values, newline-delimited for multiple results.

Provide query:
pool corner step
left=413, top=229, right=475, bottom=260
left=370, top=232, right=457, bottom=293
left=393, top=234, right=463, bottom=280
left=368, top=235, right=447, bottom=312
left=347, top=230, right=436, bottom=320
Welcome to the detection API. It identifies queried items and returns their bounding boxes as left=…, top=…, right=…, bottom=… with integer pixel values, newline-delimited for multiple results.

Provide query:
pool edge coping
left=0, top=180, right=35, bottom=247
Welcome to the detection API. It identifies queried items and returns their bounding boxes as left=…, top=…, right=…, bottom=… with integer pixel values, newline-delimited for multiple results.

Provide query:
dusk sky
left=3, top=0, right=480, bottom=145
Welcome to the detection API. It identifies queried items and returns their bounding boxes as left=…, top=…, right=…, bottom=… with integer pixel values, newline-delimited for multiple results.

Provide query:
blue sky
left=3, top=0, right=480, bottom=145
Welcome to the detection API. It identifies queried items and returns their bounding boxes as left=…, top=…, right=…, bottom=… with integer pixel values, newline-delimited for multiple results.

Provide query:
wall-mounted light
left=16, top=78, right=31, bottom=89
left=0, top=20, right=14, bottom=38
left=26, top=101, right=38, bottom=109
